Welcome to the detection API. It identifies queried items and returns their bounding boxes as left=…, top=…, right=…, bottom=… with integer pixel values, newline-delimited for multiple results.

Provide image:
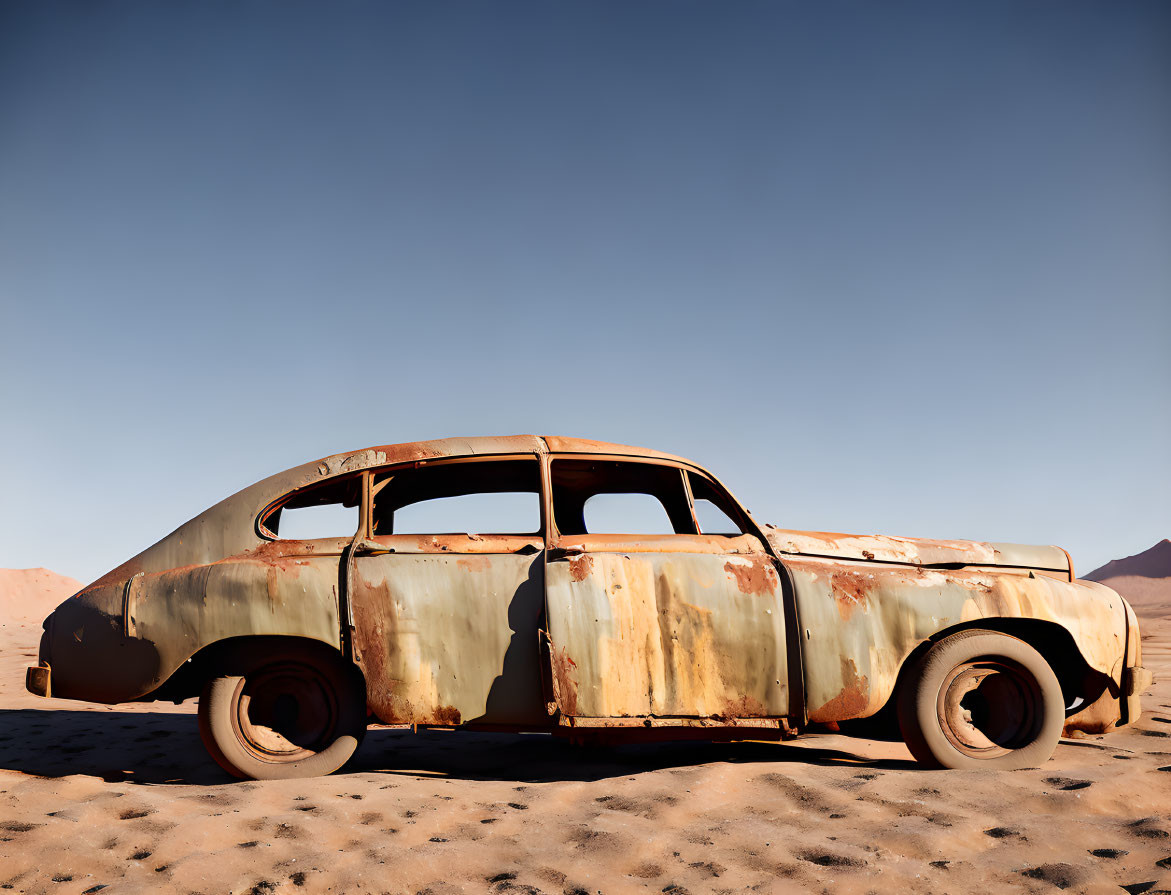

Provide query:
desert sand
left=1, top=563, right=1168, bottom=895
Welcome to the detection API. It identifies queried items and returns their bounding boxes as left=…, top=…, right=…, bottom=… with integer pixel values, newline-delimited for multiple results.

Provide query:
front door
left=543, top=458, right=789, bottom=723
left=351, top=456, right=548, bottom=727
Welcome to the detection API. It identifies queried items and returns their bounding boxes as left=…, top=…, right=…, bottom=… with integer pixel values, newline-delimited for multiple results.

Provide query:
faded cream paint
left=766, top=527, right=1072, bottom=576
left=351, top=538, right=547, bottom=727
left=545, top=543, right=788, bottom=719
left=31, top=436, right=1143, bottom=742
left=787, top=555, right=1126, bottom=724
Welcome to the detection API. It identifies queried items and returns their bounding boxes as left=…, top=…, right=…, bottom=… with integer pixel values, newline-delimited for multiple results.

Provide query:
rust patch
left=456, top=555, right=490, bottom=572
left=713, top=694, right=768, bottom=721
left=829, top=571, right=870, bottom=620
left=551, top=646, right=579, bottom=716
left=723, top=556, right=778, bottom=595
left=265, top=565, right=280, bottom=609
left=350, top=578, right=397, bottom=722
left=807, top=657, right=870, bottom=723
left=567, top=554, right=594, bottom=583
left=427, top=705, right=462, bottom=726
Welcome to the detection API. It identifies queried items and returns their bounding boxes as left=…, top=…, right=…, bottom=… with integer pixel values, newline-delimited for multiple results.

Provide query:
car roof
left=339, top=435, right=694, bottom=469
left=284, top=435, right=699, bottom=504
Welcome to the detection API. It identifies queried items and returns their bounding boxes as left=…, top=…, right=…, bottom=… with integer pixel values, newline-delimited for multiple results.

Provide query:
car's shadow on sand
left=0, top=708, right=918, bottom=785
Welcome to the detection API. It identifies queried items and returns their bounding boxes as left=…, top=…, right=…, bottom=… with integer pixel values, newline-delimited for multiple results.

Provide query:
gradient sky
left=2, top=1, right=1168, bottom=584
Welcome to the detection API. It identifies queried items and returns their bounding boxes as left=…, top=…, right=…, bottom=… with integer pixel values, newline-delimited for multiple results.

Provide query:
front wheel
left=198, top=653, right=367, bottom=780
left=897, top=630, right=1064, bottom=770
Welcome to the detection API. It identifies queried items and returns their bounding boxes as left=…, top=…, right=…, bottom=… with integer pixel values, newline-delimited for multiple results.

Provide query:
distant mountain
left=0, top=568, right=82, bottom=628
left=1084, top=540, right=1171, bottom=619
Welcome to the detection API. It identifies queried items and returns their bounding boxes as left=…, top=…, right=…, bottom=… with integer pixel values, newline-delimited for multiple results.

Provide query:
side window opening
left=372, top=459, right=540, bottom=536
left=264, top=475, right=361, bottom=540
left=583, top=492, right=675, bottom=535
left=551, top=459, right=695, bottom=536
left=688, top=472, right=749, bottom=536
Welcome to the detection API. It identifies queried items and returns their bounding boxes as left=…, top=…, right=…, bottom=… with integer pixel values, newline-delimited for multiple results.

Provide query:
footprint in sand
left=1044, top=776, right=1093, bottom=791
left=1127, top=818, right=1170, bottom=840
left=1020, top=864, right=1086, bottom=889
left=1120, top=884, right=1160, bottom=895
left=797, top=850, right=865, bottom=868
left=983, top=827, right=1024, bottom=839
left=0, top=821, right=40, bottom=832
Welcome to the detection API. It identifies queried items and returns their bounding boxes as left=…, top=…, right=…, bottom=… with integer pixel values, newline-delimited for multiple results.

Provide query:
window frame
left=256, top=473, right=364, bottom=542
left=546, top=453, right=755, bottom=540
left=364, top=453, right=547, bottom=539
left=684, top=469, right=755, bottom=538
left=255, top=450, right=759, bottom=548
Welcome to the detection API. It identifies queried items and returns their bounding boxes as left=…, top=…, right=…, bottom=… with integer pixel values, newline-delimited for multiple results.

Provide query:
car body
left=27, top=435, right=1152, bottom=775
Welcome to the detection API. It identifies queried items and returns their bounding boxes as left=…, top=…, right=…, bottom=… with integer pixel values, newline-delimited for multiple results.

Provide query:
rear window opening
left=262, top=475, right=361, bottom=540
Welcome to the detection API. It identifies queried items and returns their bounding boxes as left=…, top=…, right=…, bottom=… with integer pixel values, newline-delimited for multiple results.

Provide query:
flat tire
left=198, top=652, right=365, bottom=780
left=897, top=630, right=1064, bottom=770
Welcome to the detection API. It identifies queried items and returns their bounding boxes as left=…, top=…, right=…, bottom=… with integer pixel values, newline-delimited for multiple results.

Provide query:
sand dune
left=1086, top=541, right=1171, bottom=620
left=0, top=568, right=81, bottom=627
left=1, top=566, right=1168, bottom=893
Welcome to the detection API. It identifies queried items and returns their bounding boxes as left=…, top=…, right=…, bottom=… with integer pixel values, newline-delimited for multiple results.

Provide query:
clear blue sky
left=1, top=1, right=1168, bottom=584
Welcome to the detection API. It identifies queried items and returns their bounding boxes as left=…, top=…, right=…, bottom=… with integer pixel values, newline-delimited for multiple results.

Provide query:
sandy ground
left=0, top=574, right=1168, bottom=894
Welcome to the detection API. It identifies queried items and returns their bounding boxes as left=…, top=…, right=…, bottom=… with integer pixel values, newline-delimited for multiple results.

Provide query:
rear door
left=351, top=456, right=548, bottom=727
left=543, top=457, right=788, bottom=724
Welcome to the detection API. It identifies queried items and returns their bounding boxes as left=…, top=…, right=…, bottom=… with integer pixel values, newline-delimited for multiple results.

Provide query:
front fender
left=785, top=557, right=1127, bottom=724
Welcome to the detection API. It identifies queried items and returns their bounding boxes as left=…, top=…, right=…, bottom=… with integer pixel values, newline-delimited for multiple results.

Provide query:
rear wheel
left=198, top=651, right=366, bottom=780
left=897, top=630, right=1064, bottom=770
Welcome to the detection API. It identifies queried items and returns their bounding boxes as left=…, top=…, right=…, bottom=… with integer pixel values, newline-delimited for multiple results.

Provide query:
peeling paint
left=723, top=556, right=778, bottom=595
left=829, top=571, right=869, bottom=620
left=807, top=657, right=870, bottom=723
left=567, top=554, right=594, bottom=583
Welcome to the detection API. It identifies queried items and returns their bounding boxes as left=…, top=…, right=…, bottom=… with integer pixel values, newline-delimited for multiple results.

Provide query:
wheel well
left=837, top=618, right=1105, bottom=741
left=923, top=619, right=1099, bottom=710
left=144, top=636, right=364, bottom=704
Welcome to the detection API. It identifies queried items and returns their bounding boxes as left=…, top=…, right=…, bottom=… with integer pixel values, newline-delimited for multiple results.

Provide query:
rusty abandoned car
left=27, top=436, right=1153, bottom=779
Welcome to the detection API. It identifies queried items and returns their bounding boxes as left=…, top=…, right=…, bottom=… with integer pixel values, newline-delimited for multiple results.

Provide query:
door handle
left=547, top=546, right=584, bottom=560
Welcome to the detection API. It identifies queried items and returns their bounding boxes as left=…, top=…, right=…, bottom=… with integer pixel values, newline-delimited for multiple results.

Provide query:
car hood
left=764, top=526, right=1072, bottom=576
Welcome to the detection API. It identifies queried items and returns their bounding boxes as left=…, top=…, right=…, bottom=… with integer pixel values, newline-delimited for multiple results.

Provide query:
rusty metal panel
left=44, top=544, right=347, bottom=704
left=352, top=543, right=546, bottom=727
left=787, top=556, right=1128, bottom=724
left=135, top=551, right=344, bottom=695
left=766, top=527, right=1071, bottom=575
left=545, top=547, right=788, bottom=720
